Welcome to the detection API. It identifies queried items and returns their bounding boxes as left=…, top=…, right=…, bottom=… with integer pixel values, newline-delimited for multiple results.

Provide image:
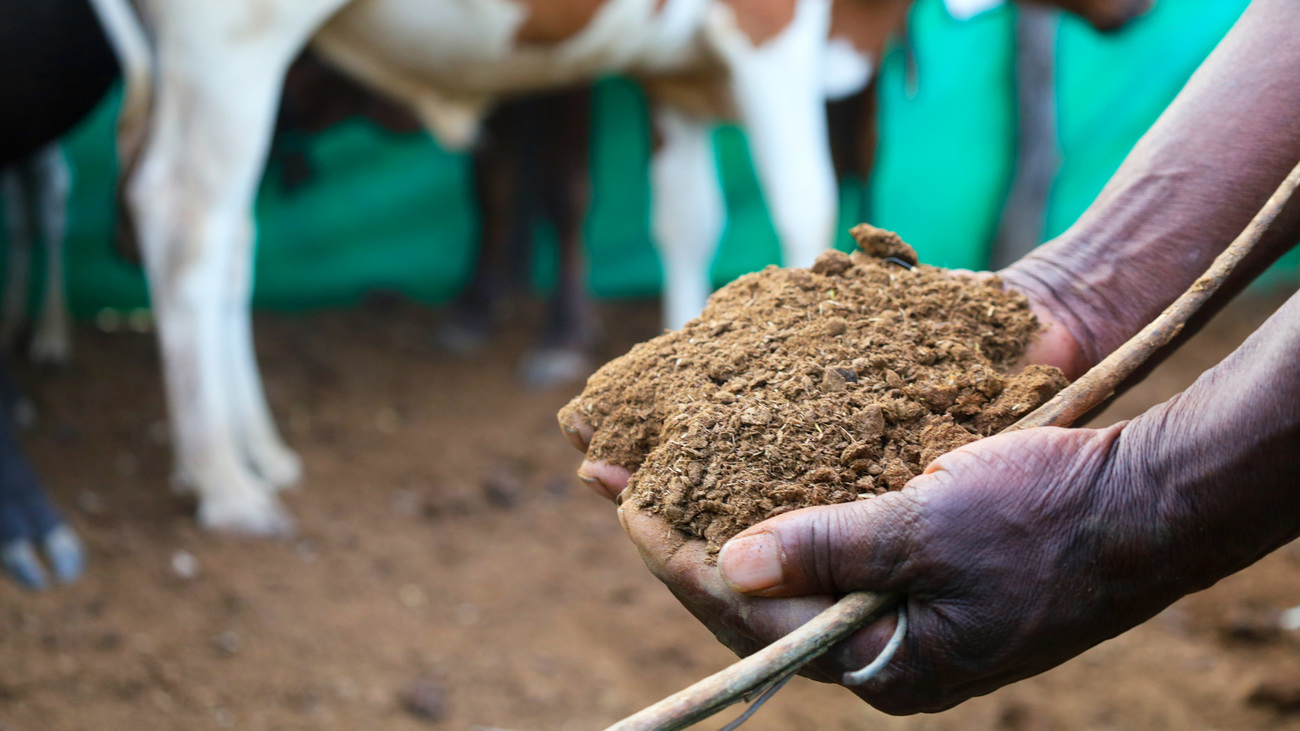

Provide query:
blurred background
left=10, top=0, right=1295, bottom=317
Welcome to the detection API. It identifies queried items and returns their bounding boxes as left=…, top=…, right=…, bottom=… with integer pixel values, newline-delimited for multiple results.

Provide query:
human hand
left=566, top=412, right=1199, bottom=713
left=698, top=425, right=1186, bottom=713
left=558, top=280, right=1162, bottom=713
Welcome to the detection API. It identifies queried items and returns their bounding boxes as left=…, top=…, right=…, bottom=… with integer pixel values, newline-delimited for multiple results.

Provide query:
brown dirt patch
left=562, top=226, right=1066, bottom=554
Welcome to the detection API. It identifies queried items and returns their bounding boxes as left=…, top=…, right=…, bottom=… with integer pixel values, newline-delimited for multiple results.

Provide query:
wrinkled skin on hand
left=568, top=410, right=1193, bottom=713
left=558, top=291, right=1178, bottom=714
left=562, top=0, right=1300, bottom=708
left=565, top=270, right=1300, bottom=714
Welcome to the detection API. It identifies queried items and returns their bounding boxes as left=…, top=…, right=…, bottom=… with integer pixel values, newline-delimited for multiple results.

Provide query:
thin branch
left=604, top=592, right=896, bottom=731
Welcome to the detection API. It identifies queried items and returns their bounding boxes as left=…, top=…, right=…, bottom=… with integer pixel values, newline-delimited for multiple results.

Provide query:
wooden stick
left=1010, top=157, right=1300, bottom=430
left=608, top=156, right=1300, bottom=731
left=605, top=591, right=896, bottom=731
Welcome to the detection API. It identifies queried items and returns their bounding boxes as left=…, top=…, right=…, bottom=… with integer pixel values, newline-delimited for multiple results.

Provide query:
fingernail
left=576, top=467, right=613, bottom=500
left=719, top=532, right=783, bottom=593
left=558, top=410, right=591, bottom=451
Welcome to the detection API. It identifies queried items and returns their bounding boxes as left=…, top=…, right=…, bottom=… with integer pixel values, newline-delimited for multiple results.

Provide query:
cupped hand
left=559, top=280, right=1153, bottom=713
left=704, top=425, right=1174, bottom=714
left=568, top=406, right=1197, bottom=713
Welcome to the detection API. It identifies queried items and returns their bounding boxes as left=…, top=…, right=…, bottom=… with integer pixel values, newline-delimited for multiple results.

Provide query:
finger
left=1, top=539, right=47, bottom=589
left=577, top=460, right=630, bottom=500
left=556, top=404, right=594, bottom=452
left=1018, top=297, right=1088, bottom=380
left=717, top=490, right=922, bottom=598
left=620, top=504, right=694, bottom=582
left=620, top=506, right=853, bottom=683
left=740, top=595, right=977, bottom=715
left=42, top=524, right=84, bottom=584
left=621, top=506, right=763, bottom=645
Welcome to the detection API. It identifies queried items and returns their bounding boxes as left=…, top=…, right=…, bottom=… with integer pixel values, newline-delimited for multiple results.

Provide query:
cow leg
left=519, top=87, right=596, bottom=388
left=225, top=215, right=302, bottom=491
left=827, top=76, right=881, bottom=228
left=29, top=145, right=73, bottom=366
left=652, top=108, right=725, bottom=331
left=1, top=164, right=34, bottom=350
left=434, top=118, right=516, bottom=356
left=725, top=0, right=837, bottom=271
left=129, top=78, right=290, bottom=532
left=0, top=360, right=82, bottom=588
left=991, top=3, right=1058, bottom=268
left=125, top=5, right=342, bottom=533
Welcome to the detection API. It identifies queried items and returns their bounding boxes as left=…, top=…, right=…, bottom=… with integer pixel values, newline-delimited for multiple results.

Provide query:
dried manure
left=561, top=225, right=1067, bottom=555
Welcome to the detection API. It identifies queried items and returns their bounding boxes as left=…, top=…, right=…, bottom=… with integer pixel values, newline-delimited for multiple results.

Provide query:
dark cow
left=436, top=86, right=597, bottom=388
left=0, top=0, right=116, bottom=586
left=274, top=52, right=597, bottom=388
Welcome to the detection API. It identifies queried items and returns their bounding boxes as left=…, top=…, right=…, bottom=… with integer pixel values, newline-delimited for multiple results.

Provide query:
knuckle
left=784, top=496, right=919, bottom=592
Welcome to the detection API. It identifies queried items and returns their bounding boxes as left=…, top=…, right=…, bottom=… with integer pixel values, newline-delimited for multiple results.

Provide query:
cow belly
left=313, top=0, right=711, bottom=99
left=0, top=0, right=118, bottom=164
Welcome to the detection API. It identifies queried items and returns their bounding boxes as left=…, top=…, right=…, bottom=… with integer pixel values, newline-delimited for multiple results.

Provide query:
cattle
left=434, top=85, right=599, bottom=389
left=0, top=361, right=82, bottom=588
left=272, top=52, right=598, bottom=388
left=92, top=0, right=1148, bottom=534
left=94, top=0, right=846, bottom=534
left=0, top=0, right=120, bottom=586
left=2, top=144, right=74, bottom=366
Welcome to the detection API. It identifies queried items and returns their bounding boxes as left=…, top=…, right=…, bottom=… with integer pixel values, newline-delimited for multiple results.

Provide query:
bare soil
left=563, top=227, right=1066, bottom=554
left=4, top=288, right=1300, bottom=731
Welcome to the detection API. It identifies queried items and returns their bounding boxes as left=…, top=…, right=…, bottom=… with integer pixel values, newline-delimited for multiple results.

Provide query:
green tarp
left=5, top=0, right=1293, bottom=317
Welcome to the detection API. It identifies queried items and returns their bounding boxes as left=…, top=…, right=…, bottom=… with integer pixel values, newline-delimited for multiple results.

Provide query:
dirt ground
left=4, top=288, right=1300, bottom=731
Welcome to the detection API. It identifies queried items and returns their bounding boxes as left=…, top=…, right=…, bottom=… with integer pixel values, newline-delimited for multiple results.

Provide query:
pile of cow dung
left=560, top=225, right=1067, bottom=555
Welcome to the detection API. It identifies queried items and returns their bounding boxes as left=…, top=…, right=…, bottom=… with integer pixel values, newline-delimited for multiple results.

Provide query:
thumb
left=717, top=488, right=924, bottom=599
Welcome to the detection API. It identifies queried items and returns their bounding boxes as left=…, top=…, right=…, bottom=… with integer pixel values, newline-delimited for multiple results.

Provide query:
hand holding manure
left=560, top=225, right=1067, bottom=556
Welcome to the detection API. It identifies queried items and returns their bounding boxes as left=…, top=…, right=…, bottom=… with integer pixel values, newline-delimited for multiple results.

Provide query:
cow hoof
left=42, top=524, right=84, bottom=581
left=433, top=319, right=490, bottom=357
left=2, top=540, right=47, bottom=589
left=198, top=492, right=295, bottom=537
left=1, top=525, right=84, bottom=589
left=518, top=347, right=592, bottom=390
left=248, top=443, right=302, bottom=492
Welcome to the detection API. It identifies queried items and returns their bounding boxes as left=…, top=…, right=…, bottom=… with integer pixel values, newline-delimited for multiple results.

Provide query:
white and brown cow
left=91, top=0, right=847, bottom=533
left=89, top=0, right=1147, bottom=534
